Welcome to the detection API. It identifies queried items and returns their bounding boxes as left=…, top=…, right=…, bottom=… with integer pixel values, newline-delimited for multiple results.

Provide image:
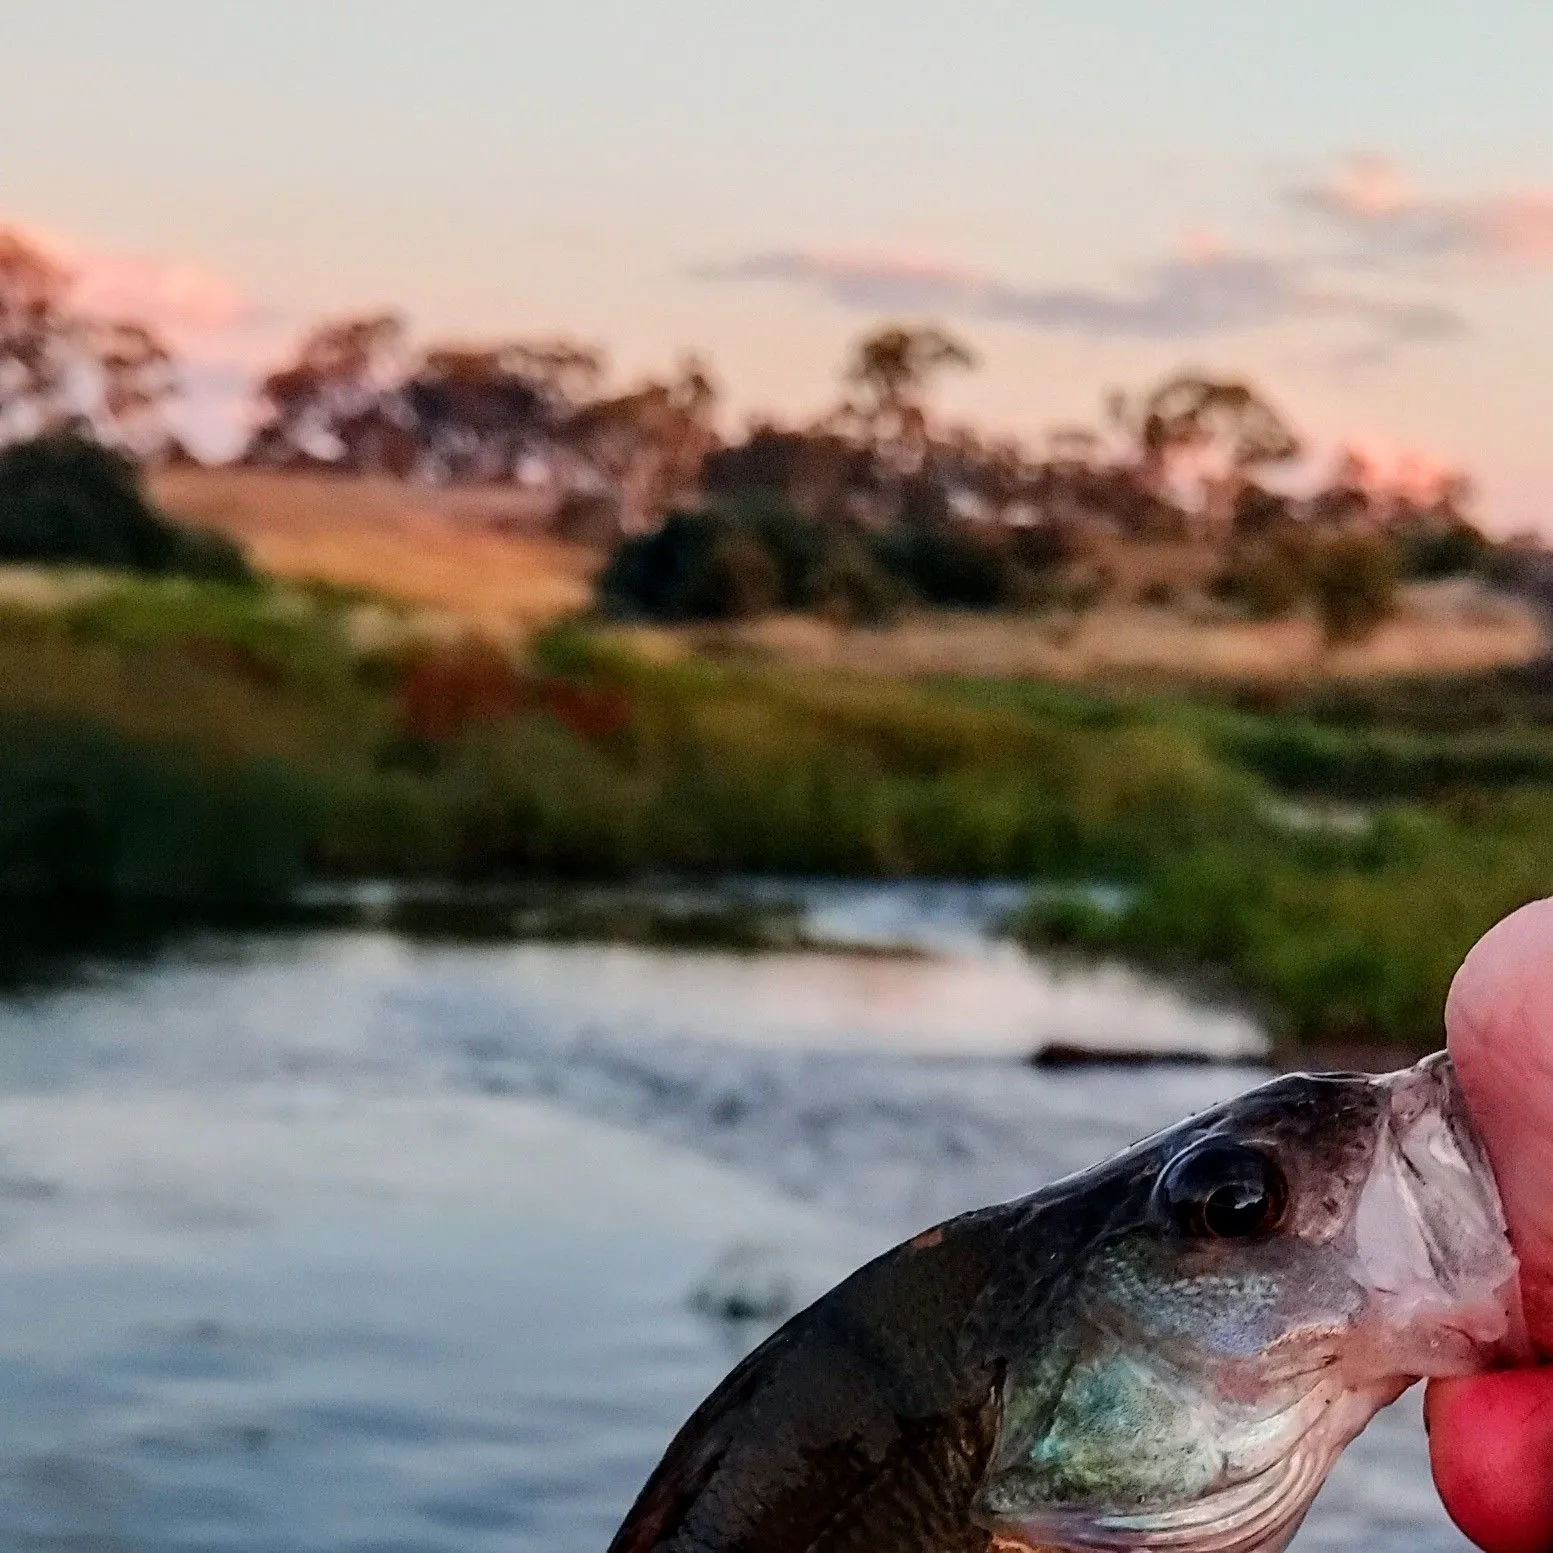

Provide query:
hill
left=152, top=467, right=598, bottom=637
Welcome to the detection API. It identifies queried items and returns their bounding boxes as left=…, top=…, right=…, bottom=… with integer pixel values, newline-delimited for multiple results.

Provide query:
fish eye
left=1158, top=1141, right=1287, bottom=1240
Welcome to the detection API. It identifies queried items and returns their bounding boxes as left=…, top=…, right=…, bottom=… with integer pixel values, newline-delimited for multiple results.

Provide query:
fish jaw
left=1342, top=1051, right=1527, bottom=1385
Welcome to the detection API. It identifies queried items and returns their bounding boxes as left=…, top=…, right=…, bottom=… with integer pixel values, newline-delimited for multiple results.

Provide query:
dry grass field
left=149, top=470, right=1547, bottom=681
left=152, top=468, right=599, bottom=637
left=630, top=580, right=1547, bottom=684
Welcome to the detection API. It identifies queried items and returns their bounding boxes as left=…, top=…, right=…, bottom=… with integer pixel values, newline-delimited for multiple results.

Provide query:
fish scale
left=609, top=1056, right=1520, bottom=1553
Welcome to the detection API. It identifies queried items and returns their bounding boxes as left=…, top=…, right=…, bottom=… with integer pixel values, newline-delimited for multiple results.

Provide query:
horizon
left=10, top=3, right=1553, bottom=531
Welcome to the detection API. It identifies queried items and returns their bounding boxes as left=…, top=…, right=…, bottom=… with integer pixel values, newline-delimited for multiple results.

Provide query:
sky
left=7, top=2, right=1553, bottom=528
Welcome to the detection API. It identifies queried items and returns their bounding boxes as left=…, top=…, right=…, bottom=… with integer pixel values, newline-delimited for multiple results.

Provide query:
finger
left=1428, top=1370, right=1553, bottom=1553
left=1446, top=896, right=1553, bottom=1352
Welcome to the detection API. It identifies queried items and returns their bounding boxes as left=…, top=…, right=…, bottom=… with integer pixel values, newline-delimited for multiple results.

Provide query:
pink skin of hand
left=1427, top=898, right=1553, bottom=1553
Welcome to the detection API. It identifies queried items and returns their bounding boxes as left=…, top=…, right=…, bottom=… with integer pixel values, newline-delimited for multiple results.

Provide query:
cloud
left=692, top=248, right=990, bottom=314
left=7, top=221, right=297, bottom=458
left=694, top=243, right=1465, bottom=362
left=17, top=221, right=258, bottom=333
left=1289, top=155, right=1553, bottom=267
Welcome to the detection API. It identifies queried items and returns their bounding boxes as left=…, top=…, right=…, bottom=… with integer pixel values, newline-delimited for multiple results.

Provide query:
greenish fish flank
left=609, top=1053, right=1522, bottom=1553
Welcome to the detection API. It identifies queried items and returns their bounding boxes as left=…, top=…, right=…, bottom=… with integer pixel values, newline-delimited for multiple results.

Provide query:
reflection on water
left=0, top=882, right=1466, bottom=1551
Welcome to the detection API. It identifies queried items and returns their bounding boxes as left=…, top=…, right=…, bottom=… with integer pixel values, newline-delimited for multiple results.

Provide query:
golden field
left=152, top=468, right=599, bottom=637
left=151, top=469, right=1547, bottom=681
left=655, top=579, right=1546, bottom=684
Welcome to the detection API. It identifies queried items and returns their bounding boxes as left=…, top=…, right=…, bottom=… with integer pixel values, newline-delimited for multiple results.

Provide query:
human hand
left=1426, top=898, right=1553, bottom=1553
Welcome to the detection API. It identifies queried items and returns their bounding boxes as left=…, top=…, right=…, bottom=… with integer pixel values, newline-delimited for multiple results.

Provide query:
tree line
left=0, top=225, right=1494, bottom=637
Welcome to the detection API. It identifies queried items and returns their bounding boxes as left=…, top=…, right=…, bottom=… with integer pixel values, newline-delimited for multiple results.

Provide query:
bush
left=599, top=496, right=901, bottom=623
left=598, top=509, right=778, bottom=621
left=869, top=519, right=1054, bottom=610
left=1311, top=532, right=1398, bottom=645
left=1393, top=517, right=1490, bottom=580
left=1214, top=529, right=1314, bottom=619
left=598, top=486, right=1076, bottom=622
left=810, top=538, right=907, bottom=625
left=1213, top=527, right=1401, bottom=642
left=0, top=715, right=313, bottom=905
left=0, top=433, right=252, bottom=582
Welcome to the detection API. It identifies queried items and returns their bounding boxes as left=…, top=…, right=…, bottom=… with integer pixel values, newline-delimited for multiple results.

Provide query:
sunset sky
left=9, top=2, right=1553, bottom=528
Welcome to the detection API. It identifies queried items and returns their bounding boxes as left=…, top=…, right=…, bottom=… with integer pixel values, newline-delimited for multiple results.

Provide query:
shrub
left=0, top=433, right=252, bottom=582
left=1311, top=532, right=1399, bottom=645
left=871, top=521, right=1017, bottom=609
left=599, top=496, right=901, bottom=623
left=0, top=715, right=313, bottom=905
left=1214, top=529, right=1314, bottom=619
left=1393, top=517, right=1490, bottom=580
left=599, top=489, right=1072, bottom=622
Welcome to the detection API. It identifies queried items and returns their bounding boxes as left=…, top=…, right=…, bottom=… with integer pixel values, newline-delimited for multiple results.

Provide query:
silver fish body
left=609, top=1053, right=1521, bottom=1553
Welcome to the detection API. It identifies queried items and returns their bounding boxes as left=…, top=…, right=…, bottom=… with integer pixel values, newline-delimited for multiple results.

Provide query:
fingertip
left=1446, top=897, right=1553, bottom=1059
left=1428, top=1372, right=1553, bottom=1553
left=1444, top=897, right=1553, bottom=1351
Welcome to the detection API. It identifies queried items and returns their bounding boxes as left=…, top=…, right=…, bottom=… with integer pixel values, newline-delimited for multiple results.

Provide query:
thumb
left=1428, top=898, right=1553, bottom=1553
left=1445, top=896, right=1553, bottom=1353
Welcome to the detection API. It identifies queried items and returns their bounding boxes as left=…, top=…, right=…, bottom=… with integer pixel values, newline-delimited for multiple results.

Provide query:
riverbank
left=2, top=566, right=1551, bottom=1050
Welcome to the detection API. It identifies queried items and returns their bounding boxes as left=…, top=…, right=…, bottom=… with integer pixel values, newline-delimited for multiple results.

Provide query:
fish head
left=974, top=1052, right=1523, bottom=1553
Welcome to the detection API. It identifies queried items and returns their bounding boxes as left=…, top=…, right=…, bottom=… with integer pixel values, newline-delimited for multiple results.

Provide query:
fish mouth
left=1346, top=1051, right=1526, bottom=1379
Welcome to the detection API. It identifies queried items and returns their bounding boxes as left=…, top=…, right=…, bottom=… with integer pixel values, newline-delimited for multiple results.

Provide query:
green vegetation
left=936, top=675, right=1553, bottom=800
left=598, top=491, right=1072, bottom=624
left=0, top=578, right=1256, bottom=894
left=0, top=434, right=251, bottom=582
left=1020, top=796, right=1553, bottom=1052
left=600, top=496, right=902, bottom=625
left=1214, top=528, right=1402, bottom=644
left=4, top=556, right=1553, bottom=1049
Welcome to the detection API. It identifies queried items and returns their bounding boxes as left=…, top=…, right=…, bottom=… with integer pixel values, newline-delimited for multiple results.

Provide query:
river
left=0, top=882, right=1468, bottom=1551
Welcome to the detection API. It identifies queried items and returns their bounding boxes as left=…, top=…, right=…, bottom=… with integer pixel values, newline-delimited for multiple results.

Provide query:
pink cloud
left=1333, top=434, right=1468, bottom=506
left=1292, top=156, right=1553, bottom=267
left=14, top=221, right=254, bottom=332
left=6, top=220, right=297, bottom=459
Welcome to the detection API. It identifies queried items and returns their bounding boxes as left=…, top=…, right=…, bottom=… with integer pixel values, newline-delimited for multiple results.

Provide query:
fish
left=607, top=1052, right=1523, bottom=1553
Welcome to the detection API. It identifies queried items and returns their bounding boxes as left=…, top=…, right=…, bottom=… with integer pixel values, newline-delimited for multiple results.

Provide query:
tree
left=1046, top=424, right=1101, bottom=466
left=1115, top=373, right=1300, bottom=530
left=0, top=432, right=248, bottom=580
left=0, top=229, right=176, bottom=453
left=405, top=344, right=553, bottom=481
left=86, top=319, right=178, bottom=457
left=0, top=231, right=71, bottom=439
left=503, top=338, right=604, bottom=405
left=1311, top=533, right=1398, bottom=646
left=555, top=354, right=722, bottom=530
left=843, top=324, right=976, bottom=442
left=245, top=313, right=406, bottom=466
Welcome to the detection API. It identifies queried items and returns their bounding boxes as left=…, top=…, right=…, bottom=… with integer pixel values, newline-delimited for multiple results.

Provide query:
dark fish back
left=608, top=1210, right=1015, bottom=1553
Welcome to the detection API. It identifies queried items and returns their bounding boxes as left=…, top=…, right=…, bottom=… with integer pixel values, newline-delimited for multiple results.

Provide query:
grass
left=0, top=579, right=1264, bottom=896
left=150, top=467, right=598, bottom=637
left=622, top=576, right=1544, bottom=685
left=4, top=566, right=1553, bottom=1050
left=932, top=674, right=1553, bottom=799
left=1019, top=795, right=1553, bottom=1051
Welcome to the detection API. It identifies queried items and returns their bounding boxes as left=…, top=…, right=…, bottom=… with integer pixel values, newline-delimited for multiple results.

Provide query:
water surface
left=0, top=884, right=1465, bottom=1551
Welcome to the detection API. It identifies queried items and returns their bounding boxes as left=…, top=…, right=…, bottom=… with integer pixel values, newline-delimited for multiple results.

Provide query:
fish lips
left=1343, top=1051, right=1528, bottom=1382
